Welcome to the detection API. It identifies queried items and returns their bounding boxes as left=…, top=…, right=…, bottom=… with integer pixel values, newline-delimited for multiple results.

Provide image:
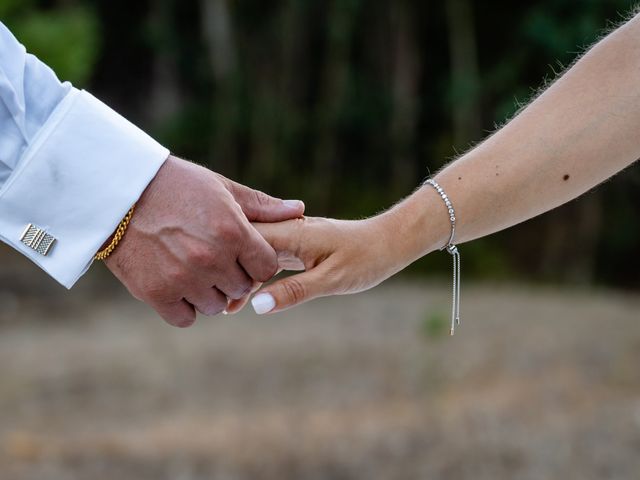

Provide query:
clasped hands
left=105, top=156, right=423, bottom=326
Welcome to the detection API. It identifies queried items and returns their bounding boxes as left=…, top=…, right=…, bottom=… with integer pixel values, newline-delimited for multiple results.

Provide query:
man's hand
left=104, top=156, right=304, bottom=327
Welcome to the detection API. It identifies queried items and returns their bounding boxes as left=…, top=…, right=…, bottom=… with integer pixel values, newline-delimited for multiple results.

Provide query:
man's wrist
left=95, top=204, right=136, bottom=260
left=0, top=89, right=169, bottom=288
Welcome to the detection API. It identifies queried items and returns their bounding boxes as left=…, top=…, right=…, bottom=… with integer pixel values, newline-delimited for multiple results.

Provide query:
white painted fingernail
left=251, top=293, right=276, bottom=314
left=283, top=200, right=303, bottom=209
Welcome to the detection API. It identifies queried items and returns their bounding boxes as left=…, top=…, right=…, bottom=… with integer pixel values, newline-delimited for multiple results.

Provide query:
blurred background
left=1, top=0, right=639, bottom=479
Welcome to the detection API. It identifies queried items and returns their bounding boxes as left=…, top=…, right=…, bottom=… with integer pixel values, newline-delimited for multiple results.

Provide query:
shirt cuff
left=0, top=88, right=169, bottom=288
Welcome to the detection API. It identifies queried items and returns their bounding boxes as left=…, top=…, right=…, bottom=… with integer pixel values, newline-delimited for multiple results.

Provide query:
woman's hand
left=235, top=215, right=421, bottom=314
left=224, top=186, right=451, bottom=315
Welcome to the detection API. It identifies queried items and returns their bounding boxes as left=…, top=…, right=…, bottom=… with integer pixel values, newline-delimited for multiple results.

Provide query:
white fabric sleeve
left=0, top=88, right=168, bottom=288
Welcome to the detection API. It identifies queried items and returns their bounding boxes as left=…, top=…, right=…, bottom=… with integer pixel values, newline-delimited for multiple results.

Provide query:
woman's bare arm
left=246, top=14, right=640, bottom=315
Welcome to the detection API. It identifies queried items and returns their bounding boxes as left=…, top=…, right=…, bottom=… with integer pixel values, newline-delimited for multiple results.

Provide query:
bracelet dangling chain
left=425, top=179, right=461, bottom=336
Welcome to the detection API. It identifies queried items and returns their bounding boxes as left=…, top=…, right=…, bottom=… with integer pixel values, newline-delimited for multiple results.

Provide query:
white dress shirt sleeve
left=0, top=22, right=169, bottom=288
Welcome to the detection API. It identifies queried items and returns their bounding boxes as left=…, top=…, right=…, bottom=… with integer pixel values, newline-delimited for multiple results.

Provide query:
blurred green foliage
left=3, top=0, right=639, bottom=287
left=421, top=310, right=448, bottom=340
left=3, top=2, right=99, bottom=85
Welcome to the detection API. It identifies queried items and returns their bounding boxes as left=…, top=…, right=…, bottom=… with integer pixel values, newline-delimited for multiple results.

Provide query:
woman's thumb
left=251, top=270, right=322, bottom=314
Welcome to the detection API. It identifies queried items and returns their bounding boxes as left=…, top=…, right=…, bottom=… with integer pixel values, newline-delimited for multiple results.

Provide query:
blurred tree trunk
left=236, top=3, right=307, bottom=192
left=539, top=193, right=602, bottom=284
left=148, top=1, right=182, bottom=126
left=390, top=0, right=420, bottom=198
left=244, top=4, right=299, bottom=190
left=273, top=1, right=306, bottom=189
left=241, top=2, right=291, bottom=191
left=446, top=0, right=481, bottom=149
left=311, top=1, right=357, bottom=213
left=246, top=70, right=279, bottom=188
left=571, top=193, right=602, bottom=283
left=201, top=0, right=238, bottom=177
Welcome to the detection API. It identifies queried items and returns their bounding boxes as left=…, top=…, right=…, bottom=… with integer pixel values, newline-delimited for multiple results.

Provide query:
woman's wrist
left=376, top=184, right=452, bottom=267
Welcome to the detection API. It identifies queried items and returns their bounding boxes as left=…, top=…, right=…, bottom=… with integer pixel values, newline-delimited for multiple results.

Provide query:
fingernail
left=251, top=293, right=276, bottom=314
left=283, top=200, right=303, bottom=210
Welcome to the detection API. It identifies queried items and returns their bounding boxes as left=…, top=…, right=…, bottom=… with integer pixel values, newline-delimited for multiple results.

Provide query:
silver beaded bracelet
left=425, top=179, right=461, bottom=336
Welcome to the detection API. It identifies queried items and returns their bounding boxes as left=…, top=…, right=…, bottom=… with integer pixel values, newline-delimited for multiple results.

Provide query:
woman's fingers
left=250, top=217, right=345, bottom=313
left=254, top=217, right=328, bottom=270
left=252, top=219, right=303, bottom=252
left=251, top=268, right=327, bottom=314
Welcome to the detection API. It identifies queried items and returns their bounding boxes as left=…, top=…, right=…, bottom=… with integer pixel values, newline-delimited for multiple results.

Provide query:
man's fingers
left=226, top=180, right=304, bottom=222
left=153, top=299, right=197, bottom=328
left=213, top=263, right=253, bottom=300
left=238, top=228, right=279, bottom=282
left=251, top=269, right=325, bottom=314
left=185, top=287, right=228, bottom=316
left=226, top=280, right=262, bottom=314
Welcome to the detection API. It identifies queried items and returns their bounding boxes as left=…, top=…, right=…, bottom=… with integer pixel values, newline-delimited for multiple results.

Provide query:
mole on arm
left=458, top=176, right=462, bottom=181
left=563, top=174, right=570, bottom=181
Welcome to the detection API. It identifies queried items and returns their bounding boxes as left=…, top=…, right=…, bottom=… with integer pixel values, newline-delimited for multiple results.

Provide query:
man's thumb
left=228, top=181, right=305, bottom=222
left=251, top=271, right=321, bottom=314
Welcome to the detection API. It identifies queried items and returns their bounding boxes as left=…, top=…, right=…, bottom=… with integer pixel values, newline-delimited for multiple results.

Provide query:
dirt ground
left=0, top=280, right=639, bottom=480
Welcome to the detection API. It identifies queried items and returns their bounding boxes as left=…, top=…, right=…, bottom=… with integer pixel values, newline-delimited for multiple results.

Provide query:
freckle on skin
left=563, top=174, right=570, bottom=181
left=458, top=176, right=462, bottom=180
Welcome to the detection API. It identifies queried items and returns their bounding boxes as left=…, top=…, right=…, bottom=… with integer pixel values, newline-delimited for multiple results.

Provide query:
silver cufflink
left=20, top=223, right=56, bottom=256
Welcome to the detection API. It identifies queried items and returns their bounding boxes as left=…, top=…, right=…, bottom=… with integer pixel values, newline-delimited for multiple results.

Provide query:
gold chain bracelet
left=94, top=204, right=136, bottom=261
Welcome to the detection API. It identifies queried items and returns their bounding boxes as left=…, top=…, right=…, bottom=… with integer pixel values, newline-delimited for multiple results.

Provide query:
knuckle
left=204, top=299, right=227, bottom=316
left=217, top=220, right=242, bottom=243
left=214, top=173, right=231, bottom=190
left=228, top=279, right=252, bottom=300
left=255, top=257, right=278, bottom=283
left=165, top=311, right=196, bottom=328
left=265, top=256, right=279, bottom=279
left=187, top=245, right=215, bottom=267
left=281, top=278, right=307, bottom=305
left=139, top=283, right=169, bottom=303
left=170, top=315, right=196, bottom=328
left=166, top=268, right=189, bottom=285
left=141, top=274, right=186, bottom=303
left=252, top=189, right=271, bottom=207
left=160, top=304, right=196, bottom=328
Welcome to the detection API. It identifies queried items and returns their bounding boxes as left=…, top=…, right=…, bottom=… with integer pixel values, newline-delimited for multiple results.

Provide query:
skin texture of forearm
left=403, top=14, right=640, bottom=257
